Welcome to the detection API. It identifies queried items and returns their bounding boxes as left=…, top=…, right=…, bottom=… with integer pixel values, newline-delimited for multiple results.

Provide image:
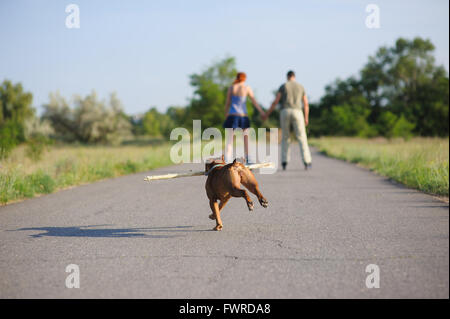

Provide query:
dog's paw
left=213, top=224, right=223, bottom=231
left=209, top=213, right=216, bottom=220
left=247, top=201, right=254, bottom=211
left=259, top=197, right=268, bottom=208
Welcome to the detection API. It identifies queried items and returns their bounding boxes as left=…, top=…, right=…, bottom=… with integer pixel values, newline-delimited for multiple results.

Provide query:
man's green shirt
left=278, top=80, right=306, bottom=110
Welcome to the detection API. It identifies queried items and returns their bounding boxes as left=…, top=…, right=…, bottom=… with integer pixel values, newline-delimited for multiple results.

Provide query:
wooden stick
left=144, top=162, right=275, bottom=181
left=144, top=171, right=204, bottom=181
left=246, top=162, right=275, bottom=170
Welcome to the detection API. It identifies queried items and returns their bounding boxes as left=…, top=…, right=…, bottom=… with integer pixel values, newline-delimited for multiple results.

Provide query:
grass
left=310, top=137, right=449, bottom=197
left=0, top=140, right=173, bottom=204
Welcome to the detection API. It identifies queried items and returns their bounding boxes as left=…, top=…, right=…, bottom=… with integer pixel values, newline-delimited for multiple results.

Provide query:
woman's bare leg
left=243, top=128, right=250, bottom=162
left=225, top=128, right=234, bottom=163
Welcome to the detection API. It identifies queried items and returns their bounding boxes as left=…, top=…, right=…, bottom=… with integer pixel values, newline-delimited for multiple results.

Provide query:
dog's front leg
left=209, top=200, right=223, bottom=231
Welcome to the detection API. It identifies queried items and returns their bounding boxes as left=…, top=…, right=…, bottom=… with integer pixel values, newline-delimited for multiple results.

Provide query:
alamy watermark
left=365, top=264, right=380, bottom=288
left=65, top=264, right=80, bottom=288
left=65, top=4, right=80, bottom=29
left=365, top=4, right=380, bottom=29
left=170, top=120, right=279, bottom=174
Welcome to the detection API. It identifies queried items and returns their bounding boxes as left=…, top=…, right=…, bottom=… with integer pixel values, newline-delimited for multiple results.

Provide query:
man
left=263, top=70, right=312, bottom=170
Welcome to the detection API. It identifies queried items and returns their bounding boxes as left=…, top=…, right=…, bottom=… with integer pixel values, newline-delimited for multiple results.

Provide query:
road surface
left=0, top=147, right=448, bottom=298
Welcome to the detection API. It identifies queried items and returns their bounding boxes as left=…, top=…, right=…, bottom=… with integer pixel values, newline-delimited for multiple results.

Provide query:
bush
left=42, top=91, right=132, bottom=144
left=377, top=111, right=398, bottom=138
left=26, top=136, right=52, bottom=162
left=326, top=101, right=377, bottom=137
left=392, top=115, right=415, bottom=140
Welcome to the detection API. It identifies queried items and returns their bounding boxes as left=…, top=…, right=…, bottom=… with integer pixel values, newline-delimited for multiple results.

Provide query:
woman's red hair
left=233, top=72, right=246, bottom=84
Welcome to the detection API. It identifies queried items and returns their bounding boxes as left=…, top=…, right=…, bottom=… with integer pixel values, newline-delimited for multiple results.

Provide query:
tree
left=361, top=37, right=449, bottom=136
left=310, top=37, right=449, bottom=137
left=0, top=121, right=19, bottom=159
left=310, top=78, right=375, bottom=136
left=139, top=107, right=175, bottom=137
left=42, top=91, right=132, bottom=144
left=0, top=80, right=34, bottom=158
left=375, top=111, right=414, bottom=139
left=166, top=106, right=189, bottom=128
left=142, top=108, right=160, bottom=136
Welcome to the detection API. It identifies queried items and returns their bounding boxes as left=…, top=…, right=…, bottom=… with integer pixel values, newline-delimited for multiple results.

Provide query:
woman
left=223, top=72, right=265, bottom=163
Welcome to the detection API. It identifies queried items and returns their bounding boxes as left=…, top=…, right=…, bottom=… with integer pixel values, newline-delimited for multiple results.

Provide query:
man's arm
left=303, top=95, right=309, bottom=126
left=263, top=92, right=281, bottom=121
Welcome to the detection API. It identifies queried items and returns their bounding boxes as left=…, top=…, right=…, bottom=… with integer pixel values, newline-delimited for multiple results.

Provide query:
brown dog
left=205, top=156, right=268, bottom=231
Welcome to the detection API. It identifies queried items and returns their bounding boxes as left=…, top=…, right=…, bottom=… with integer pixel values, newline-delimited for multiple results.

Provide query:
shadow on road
left=10, top=225, right=209, bottom=239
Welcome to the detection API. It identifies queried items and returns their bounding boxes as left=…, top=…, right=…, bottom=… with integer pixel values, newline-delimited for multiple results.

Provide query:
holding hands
left=259, top=109, right=267, bottom=121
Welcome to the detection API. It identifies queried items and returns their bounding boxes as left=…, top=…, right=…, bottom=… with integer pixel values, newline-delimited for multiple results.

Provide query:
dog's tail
left=231, top=158, right=257, bottom=183
left=231, top=158, right=247, bottom=171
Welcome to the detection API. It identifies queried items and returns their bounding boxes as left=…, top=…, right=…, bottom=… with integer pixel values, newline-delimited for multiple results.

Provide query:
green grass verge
left=0, top=141, right=174, bottom=204
left=310, top=137, right=449, bottom=197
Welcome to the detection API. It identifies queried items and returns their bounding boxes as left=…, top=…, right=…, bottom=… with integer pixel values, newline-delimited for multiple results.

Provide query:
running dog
left=205, top=156, right=268, bottom=231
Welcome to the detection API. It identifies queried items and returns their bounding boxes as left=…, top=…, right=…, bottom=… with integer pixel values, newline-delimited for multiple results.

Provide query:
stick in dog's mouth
left=144, top=162, right=275, bottom=181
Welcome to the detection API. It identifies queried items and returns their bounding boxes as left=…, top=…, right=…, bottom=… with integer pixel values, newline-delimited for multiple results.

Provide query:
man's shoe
left=282, top=162, right=287, bottom=171
left=304, top=162, right=312, bottom=170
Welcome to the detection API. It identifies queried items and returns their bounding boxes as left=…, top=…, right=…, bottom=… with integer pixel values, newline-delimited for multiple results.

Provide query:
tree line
left=309, top=37, right=449, bottom=138
left=1, top=37, right=448, bottom=159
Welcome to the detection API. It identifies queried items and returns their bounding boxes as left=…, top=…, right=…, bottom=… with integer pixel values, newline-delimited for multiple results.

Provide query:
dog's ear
left=233, top=158, right=237, bottom=164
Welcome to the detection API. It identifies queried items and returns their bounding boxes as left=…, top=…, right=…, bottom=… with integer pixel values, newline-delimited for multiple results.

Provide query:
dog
left=204, top=156, right=268, bottom=231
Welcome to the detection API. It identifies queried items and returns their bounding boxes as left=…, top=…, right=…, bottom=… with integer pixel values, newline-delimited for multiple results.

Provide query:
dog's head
left=205, top=155, right=226, bottom=173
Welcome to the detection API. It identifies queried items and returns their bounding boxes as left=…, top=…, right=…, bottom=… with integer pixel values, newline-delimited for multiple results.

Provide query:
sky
left=0, top=0, right=448, bottom=115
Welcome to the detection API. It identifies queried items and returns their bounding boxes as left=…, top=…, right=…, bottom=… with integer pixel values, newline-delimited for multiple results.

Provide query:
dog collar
left=205, top=163, right=226, bottom=176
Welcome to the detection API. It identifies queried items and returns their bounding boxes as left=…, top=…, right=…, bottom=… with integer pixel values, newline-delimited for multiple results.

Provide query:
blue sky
left=0, top=0, right=448, bottom=115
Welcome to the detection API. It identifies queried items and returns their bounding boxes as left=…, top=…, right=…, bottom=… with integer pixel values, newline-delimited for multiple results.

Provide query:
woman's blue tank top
left=229, top=95, right=247, bottom=115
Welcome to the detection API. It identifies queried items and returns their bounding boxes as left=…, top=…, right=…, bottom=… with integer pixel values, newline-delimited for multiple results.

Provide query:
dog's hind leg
left=230, top=187, right=254, bottom=211
left=219, top=196, right=230, bottom=211
left=242, top=182, right=268, bottom=208
left=227, top=164, right=254, bottom=211
left=209, top=200, right=223, bottom=231
left=239, top=170, right=268, bottom=208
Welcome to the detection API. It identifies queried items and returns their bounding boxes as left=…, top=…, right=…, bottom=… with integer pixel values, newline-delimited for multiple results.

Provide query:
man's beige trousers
left=280, top=108, right=312, bottom=164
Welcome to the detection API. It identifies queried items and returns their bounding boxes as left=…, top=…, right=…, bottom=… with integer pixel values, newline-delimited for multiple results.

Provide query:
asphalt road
left=0, top=147, right=448, bottom=298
